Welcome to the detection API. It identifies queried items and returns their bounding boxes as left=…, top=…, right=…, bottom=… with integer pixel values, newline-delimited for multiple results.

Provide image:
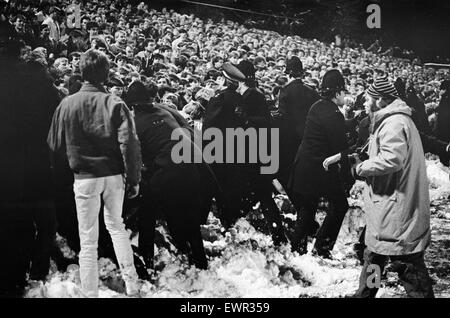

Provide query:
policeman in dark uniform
left=125, top=81, right=208, bottom=270
left=234, top=60, right=288, bottom=245
left=202, top=63, right=246, bottom=229
left=276, top=57, right=320, bottom=191
left=289, top=69, right=351, bottom=258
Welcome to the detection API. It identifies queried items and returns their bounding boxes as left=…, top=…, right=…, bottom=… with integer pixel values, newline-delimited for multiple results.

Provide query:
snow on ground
left=24, top=159, right=450, bottom=298
left=427, top=156, right=450, bottom=204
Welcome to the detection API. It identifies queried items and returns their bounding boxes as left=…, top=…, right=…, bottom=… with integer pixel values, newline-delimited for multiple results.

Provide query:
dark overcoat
left=275, top=79, right=320, bottom=188
left=289, top=99, right=349, bottom=196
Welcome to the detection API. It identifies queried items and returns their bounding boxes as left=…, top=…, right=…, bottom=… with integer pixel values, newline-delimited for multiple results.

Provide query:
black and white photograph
left=1, top=0, right=450, bottom=302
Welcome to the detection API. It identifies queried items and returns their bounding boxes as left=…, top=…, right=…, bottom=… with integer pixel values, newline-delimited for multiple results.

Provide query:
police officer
left=125, top=81, right=208, bottom=271
left=289, top=69, right=351, bottom=258
left=276, top=57, right=320, bottom=191
left=234, top=60, right=288, bottom=245
left=203, top=62, right=246, bottom=229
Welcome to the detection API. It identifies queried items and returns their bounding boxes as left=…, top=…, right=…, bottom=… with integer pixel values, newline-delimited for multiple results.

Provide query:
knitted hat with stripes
left=367, top=76, right=399, bottom=99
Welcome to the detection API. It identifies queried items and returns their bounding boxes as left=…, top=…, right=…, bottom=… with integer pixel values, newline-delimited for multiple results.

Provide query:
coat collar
left=285, top=78, right=302, bottom=86
left=79, top=82, right=107, bottom=93
left=370, top=99, right=412, bottom=133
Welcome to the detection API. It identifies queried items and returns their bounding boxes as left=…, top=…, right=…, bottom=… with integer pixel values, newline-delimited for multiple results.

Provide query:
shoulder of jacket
left=108, top=94, right=126, bottom=105
left=377, top=113, right=410, bottom=133
left=283, top=79, right=300, bottom=89
left=221, top=89, right=241, bottom=100
left=154, top=103, right=173, bottom=113
left=310, top=99, right=329, bottom=110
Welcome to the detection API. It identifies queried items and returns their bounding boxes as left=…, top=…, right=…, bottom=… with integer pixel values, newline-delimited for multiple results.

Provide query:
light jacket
left=356, top=99, right=431, bottom=255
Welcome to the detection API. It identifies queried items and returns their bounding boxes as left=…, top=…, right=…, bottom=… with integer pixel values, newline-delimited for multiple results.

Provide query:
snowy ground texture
left=25, top=158, right=450, bottom=298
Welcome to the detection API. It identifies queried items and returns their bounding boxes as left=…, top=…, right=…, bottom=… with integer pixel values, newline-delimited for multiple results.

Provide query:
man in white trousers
left=48, top=49, right=142, bottom=297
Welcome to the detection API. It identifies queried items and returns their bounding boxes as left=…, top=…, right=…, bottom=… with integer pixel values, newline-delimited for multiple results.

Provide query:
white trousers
left=73, top=175, right=137, bottom=298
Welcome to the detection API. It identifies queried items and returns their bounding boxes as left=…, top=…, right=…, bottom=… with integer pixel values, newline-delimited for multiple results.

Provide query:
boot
left=291, top=237, right=308, bottom=255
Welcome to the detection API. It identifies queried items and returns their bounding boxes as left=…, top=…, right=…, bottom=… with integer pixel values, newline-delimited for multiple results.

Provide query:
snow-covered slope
left=24, top=159, right=450, bottom=298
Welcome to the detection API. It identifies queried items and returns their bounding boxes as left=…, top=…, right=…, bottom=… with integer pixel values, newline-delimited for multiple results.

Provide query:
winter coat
left=0, top=59, right=60, bottom=202
left=203, top=86, right=242, bottom=132
left=202, top=86, right=245, bottom=198
left=47, top=83, right=142, bottom=186
left=133, top=103, right=208, bottom=224
left=239, top=87, right=274, bottom=180
left=289, top=98, right=349, bottom=196
left=356, top=99, right=431, bottom=256
left=275, top=79, right=320, bottom=188
left=240, top=87, right=272, bottom=129
left=355, top=110, right=448, bottom=160
left=134, top=103, right=201, bottom=189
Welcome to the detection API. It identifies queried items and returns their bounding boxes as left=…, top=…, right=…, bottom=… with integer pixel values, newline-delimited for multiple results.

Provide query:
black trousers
left=355, top=248, right=435, bottom=298
left=354, top=226, right=367, bottom=264
left=291, top=192, right=349, bottom=252
left=0, top=200, right=56, bottom=297
left=246, top=173, right=286, bottom=243
left=137, top=191, right=207, bottom=270
left=54, top=184, right=80, bottom=253
left=212, top=164, right=245, bottom=228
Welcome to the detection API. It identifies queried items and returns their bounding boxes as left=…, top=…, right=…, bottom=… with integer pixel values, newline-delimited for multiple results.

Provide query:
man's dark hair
left=80, top=49, right=110, bottom=84
left=146, top=82, right=158, bottom=98
left=86, top=22, right=99, bottom=31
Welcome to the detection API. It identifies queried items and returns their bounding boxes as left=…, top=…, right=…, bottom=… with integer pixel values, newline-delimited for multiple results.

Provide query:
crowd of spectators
left=1, top=0, right=450, bottom=298
left=1, top=0, right=449, bottom=126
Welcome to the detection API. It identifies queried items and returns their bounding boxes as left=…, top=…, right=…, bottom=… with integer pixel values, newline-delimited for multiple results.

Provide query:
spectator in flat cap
left=107, top=75, right=126, bottom=97
left=67, top=29, right=89, bottom=53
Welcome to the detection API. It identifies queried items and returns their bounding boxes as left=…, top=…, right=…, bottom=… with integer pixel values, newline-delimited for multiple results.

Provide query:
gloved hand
left=323, top=153, right=341, bottom=171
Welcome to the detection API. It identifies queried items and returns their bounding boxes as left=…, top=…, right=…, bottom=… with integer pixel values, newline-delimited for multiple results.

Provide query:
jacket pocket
left=372, top=191, right=398, bottom=203
left=371, top=191, right=400, bottom=242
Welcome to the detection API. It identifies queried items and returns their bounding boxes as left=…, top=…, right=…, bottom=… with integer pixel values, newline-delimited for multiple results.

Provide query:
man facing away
left=352, top=76, right=434, bottom=298
left=47, top=49, right=142, bottom=297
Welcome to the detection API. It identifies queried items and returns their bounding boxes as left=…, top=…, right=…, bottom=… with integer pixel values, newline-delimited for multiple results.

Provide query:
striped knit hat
left=367, top=76, right=399, bottom=99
